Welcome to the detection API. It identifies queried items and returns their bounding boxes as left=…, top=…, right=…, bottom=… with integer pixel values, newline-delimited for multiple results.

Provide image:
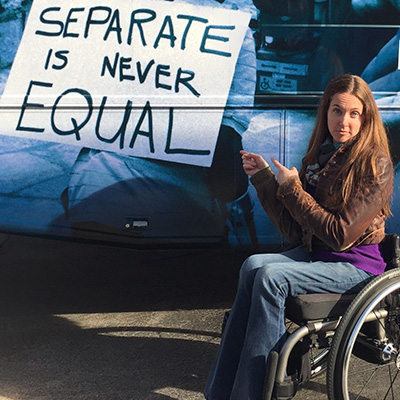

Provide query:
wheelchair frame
left=263, top=233, right=400, bottom=400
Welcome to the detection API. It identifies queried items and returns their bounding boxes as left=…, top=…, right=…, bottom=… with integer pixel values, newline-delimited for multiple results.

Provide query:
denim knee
left=253, top=264, right=289, bottom=299
left=239, top=254, right=269, bottom=290
left=240, top=254, right=261, bottom=275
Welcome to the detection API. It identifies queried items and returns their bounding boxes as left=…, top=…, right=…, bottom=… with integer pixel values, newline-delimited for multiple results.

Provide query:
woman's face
left=327, top=92, right=365, bottom=144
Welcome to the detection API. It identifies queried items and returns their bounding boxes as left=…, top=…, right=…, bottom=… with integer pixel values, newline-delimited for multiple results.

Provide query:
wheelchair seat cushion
left=285, top=293, right=357, bottom=323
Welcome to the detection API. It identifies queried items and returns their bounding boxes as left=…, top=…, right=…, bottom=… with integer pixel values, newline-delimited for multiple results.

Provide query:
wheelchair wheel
left=327, top=268, right=400, bottom=400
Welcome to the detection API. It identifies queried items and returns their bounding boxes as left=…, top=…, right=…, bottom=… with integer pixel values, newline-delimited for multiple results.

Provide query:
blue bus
left=0, top=0, right=398, bottom=250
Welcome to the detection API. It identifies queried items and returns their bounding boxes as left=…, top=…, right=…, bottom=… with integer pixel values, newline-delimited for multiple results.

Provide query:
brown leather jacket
left=250, top=145, right=394, bottom=252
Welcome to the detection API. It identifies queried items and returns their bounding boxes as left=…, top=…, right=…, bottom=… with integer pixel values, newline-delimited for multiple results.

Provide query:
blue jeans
left=204, top=245, right=374, bottom=400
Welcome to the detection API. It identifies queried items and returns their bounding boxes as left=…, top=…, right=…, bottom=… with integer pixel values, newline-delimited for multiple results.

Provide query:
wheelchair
left=263, top=233, right=400, bottom=400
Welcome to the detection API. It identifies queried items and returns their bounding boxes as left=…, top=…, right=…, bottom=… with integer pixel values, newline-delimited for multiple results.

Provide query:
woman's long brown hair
left=299, top=74, right=392, bottom=217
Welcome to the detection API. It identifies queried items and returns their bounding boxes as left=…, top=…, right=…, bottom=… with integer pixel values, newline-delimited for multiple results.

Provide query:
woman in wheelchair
left=204, top=74, right=395, bottom=400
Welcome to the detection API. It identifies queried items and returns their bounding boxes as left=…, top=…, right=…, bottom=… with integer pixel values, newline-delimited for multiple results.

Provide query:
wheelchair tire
left=327, top=268, right=400, bottom=400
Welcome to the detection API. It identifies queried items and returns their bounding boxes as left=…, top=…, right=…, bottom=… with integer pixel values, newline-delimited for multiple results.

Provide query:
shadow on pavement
left=0, top=233, right=251, bottom=399
left=0, top=312, right=222, bottom=399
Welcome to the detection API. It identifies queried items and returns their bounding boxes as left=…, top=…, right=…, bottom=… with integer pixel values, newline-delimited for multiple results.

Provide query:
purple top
left=305, top=183, right=385, bottom=276
left=313, top=244, right=385, bottom=276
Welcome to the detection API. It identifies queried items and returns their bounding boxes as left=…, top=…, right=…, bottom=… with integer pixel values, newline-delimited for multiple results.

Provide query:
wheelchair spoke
left=352, top=365, right=378, bottom=400
left=347, top=361, right=400, bottom=400
left=343, top=339, right=400, bottom=399
left=346, top=360, right=394, bottom=399
left=383, top=366, right=399, bottom=400
left=344, top=345, right=400, bottom=399
left=347, top=360, right=396, bottom=377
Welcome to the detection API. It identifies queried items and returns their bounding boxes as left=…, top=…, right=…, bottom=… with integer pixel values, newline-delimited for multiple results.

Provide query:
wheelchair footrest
left=272, top=375, right=298, bottom=400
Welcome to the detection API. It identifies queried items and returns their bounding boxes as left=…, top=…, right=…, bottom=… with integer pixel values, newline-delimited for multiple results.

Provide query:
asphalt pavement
left=0, top=233, right=328, bottom=400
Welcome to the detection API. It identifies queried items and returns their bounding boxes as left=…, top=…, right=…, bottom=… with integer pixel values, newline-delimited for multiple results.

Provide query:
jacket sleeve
left=250, top=167, right=303, bottom=244
left=275, top=155, right=394, bottom=252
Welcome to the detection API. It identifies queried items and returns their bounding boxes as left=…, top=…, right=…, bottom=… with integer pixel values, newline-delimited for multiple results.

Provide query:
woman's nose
left=340, top=114, right=350, bottom=126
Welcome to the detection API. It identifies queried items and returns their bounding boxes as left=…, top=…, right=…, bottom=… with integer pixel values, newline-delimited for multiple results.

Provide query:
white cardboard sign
left=0, top=0, right=250, bottom=166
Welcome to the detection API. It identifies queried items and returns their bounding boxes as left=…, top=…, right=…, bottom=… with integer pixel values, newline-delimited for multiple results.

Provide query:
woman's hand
left=271, top=158, right=299, bottom=185
left=240, top=150, right=269, bottom=176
